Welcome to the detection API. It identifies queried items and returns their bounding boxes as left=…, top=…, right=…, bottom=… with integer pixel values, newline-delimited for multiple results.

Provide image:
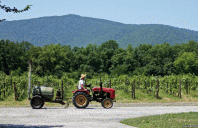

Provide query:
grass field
left=120, top=111, right=198, bottom=128
left=0, top=84, right=197, bottom=128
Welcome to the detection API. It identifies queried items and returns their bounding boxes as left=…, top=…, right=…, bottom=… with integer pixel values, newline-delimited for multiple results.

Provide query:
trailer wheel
left=101, top=98, right=113, bottom=109
left=72, top=92, right=89, bottom=108
left=30, top=95, right=44, bottom=109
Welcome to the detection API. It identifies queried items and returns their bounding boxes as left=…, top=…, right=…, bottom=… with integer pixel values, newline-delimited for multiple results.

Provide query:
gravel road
left=0, top=102, right=198, bottom=128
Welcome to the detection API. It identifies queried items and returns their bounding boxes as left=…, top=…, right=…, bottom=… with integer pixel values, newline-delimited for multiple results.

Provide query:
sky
left=1, top=0, right=198, bottom=31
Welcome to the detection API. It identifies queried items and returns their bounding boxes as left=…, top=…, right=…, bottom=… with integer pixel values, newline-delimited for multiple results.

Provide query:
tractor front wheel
left=72, top=92, right=90, bottom=108
left=101, top=98, right=113, bottom=109
left=30, top=95, right=44, bottom=109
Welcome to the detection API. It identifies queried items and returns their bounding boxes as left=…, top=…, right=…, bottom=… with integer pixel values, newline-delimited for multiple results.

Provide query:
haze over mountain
left=0, top=14, right=198, bottom=49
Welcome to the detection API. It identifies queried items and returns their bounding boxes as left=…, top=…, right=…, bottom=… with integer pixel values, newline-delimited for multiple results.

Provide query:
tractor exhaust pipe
left=100, top=77, right=102, bottom=92
left=28, top=60, right=32, bottom=100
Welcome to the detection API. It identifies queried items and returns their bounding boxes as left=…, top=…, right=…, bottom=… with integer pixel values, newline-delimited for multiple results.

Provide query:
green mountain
left=0, top=14, right=198, bottom=49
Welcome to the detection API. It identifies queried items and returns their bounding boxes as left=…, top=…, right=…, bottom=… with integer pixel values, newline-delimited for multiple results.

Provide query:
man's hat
left=80, top=74, right=86, bottom=79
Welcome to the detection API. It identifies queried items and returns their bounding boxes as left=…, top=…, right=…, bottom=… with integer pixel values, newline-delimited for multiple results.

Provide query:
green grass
left=120, top=112, right=198, bottom=128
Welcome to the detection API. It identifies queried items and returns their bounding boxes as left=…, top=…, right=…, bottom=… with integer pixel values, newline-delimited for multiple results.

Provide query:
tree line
left=1, top=39, right=198, bottom=79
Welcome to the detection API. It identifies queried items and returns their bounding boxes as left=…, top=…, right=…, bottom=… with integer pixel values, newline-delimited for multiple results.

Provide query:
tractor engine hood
left=92, top=87, right=115, bottom=92
left=92, top=87, right=115, bottom=99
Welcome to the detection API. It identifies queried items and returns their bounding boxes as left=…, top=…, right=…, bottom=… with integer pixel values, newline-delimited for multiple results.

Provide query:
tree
left=109, top=47, right=127, bottom=74
left=0, top=0, right=32, bottom=22
left=98, top=40, right=119, bottom=52
left=110, top=64, right=128, bottom=77
left=97, top=40, right=119, bottom=74
left=0, top=39, right=33, bottom=75
left=173, top=52, right=198, bottom=75
left=28, top=43, right=75, bottom=78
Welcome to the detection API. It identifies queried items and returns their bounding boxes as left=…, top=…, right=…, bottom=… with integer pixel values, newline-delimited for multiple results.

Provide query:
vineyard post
left=138, top=76, right=140, bottom=89
left=154, top=77, right=156, bottom=95
left=32, top=77, right=33, bottom=88
left=170, top=79, right=172, bottom=95
left=178, top=79, right=181, bottom=98
left=11, top=75, right=12, bottom=88
left=146, top=80, right=148, bottom=93
left=188, top=80, right=190, bottom=94
left=145, top=80, right=148, bottom=93
left=125, top=77, right=127, bottom=92
left=4, top=74, right=5, bottom=86
left=61, top=81, right=63, bottom=100
left=151, top=78, right=153, bottom=95
left=153, top=77, right=157, bottom=96
left=158, top=77, right=159, bottom=96
left=189, top=79, right=191, bottom=95
left=156, top=78, right=159, bottom=99
left=0, top=83, right=1, bottom=99
left=125, top=77, right=127, bottom=90
left=148, top=76, right=151, bottom=94
left=60, top=80, right=61, bottom=90
left=3, top=82, right=5, bottom=98
left=65, top=83, right=68, bottom=94
left=174, top=77, right=177, bottom=96
left=186, top=81, right=188, bottom=94
left=166, top=81, right=168, bottom=94
left=47, top=75, right=48, bottom=85
left=132, top=80, right=135, bottom=99
left=131, top=80, right=133, bottom=98
left=65, top=83, right=67, bottom=96
left=132, top=80, right=133, bottom=99
left=14, top=82, right=18, bottom=101
left=145, top=80, right=147, bottom=93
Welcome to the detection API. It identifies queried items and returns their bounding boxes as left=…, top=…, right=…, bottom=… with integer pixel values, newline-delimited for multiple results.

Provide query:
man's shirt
left=78, top=79, right=84, bottom=89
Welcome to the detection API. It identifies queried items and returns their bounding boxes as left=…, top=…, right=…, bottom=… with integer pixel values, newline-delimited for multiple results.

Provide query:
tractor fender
left=72, top=89, right=90, bottom=95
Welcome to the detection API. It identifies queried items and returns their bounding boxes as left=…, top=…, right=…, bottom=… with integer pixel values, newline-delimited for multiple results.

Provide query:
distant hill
left=0, top=14, right=198, bottom=49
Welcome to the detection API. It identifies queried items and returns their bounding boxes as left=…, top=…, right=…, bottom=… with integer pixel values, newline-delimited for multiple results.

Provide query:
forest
left=1, top=39, right=198, bottom=79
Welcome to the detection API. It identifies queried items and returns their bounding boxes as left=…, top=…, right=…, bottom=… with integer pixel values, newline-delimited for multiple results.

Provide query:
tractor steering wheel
left=86, top=84, right=92, bottom=87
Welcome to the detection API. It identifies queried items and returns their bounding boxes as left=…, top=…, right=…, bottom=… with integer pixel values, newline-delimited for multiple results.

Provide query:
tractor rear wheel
left=30, top=95, right=44, bottom=109
left=72, top=92, right=90, bottom=108
left=101, top=98, right=113, bottom=109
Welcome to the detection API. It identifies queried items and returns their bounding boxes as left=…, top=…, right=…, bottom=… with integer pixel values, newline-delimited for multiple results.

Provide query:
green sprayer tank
left=32, top=86, right=54, bottom=100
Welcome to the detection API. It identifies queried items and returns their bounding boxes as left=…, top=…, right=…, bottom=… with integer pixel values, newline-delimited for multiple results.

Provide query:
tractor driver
left=78, top=74, right=86, bottom=90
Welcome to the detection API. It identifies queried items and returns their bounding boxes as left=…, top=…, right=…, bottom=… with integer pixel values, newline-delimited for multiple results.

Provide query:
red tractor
left=72, top=78, right=116, bottom=109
